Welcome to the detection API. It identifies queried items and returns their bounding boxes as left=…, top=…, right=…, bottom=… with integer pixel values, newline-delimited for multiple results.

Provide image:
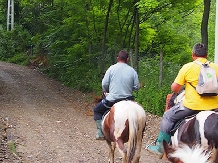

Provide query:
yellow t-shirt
left=174, top=58, right=218, bottom=110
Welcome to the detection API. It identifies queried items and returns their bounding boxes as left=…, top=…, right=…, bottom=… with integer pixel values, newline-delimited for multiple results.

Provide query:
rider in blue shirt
left=93, top=50, right=140, bottom=140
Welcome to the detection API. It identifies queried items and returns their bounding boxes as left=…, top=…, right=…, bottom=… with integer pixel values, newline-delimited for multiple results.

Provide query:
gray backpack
left=190, top=60, right=218, bottom=96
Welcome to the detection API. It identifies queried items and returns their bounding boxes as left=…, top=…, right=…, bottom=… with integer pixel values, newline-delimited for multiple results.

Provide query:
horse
left=164, top=90, right=218, bottom=162
left=102, top=100, right=146, bottom=163
left=163, top=140, right=212, bottom=163
left=169, top=110, right=218, bottom=162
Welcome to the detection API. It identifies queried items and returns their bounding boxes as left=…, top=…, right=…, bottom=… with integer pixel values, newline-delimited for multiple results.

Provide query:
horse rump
left=102, top=100, right=146, bottom=163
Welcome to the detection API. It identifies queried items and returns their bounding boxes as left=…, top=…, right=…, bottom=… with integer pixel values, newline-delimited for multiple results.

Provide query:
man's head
left=192, top=43, right=208, bottom=58
left=117, top=50, right=129, bottom=63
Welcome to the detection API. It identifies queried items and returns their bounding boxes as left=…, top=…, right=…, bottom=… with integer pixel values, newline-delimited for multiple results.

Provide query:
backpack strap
left=194, top=60, right=210, bottom=67
left=188, top=82, right=196, bottom=89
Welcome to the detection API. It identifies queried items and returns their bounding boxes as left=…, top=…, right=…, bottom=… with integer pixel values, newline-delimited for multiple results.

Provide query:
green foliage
left=46, top=38, right=102, bottom=93
left=0, top=25, right=31, bottom=61
left=208, top=0, right=215, bottom=59
left=7, top=53, right=31, bottom=65
left=8, top=140, right=18, bottom=157
left=135, top=58, right=181, bottom=116
left=139, top=23, right=156, bottom=52
left=47, top=56, right=102, bottom=93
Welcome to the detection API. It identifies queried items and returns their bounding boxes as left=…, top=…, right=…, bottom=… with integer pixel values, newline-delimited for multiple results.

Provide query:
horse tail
left=126, top=112, right=137, bottom=162
left=127, top=106, right=146, bottom=162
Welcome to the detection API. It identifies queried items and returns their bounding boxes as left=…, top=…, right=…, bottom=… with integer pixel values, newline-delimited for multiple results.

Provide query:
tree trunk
left=134, top=0, right=139, bottom=72
left=201, top=0, right=211, bottom=49
left=129, top=49, right=133, bottom=67
left=101, top=0, right=113, bottom=76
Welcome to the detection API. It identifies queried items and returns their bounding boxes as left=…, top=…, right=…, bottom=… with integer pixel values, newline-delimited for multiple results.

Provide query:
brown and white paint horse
left=169, top=111, right=218, bottom=163
left=164, top=90, right=218, bottom=163
left=102, top=100, right=146, bottom=163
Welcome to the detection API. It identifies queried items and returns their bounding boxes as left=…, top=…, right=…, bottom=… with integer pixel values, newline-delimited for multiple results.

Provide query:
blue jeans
left=160, top=102, right=199, bottom=134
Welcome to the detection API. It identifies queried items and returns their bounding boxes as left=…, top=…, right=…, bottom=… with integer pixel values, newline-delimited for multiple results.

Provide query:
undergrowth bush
left=135, top=58, right=181, bottom=116
left=47, top=51, right=102, bottom=94
left=6, top=53, right=31, bottom=66
left=0, top=26, right=31, bottom=61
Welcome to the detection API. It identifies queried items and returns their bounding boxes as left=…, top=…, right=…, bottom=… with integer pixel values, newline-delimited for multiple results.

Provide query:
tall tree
left=101, top=0, right=113, bottom=75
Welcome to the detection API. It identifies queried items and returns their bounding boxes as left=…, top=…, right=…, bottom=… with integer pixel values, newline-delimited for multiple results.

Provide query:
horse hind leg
left=106, top=141, right=115, bottom=163
left=115, top=139, right=127, bottom=163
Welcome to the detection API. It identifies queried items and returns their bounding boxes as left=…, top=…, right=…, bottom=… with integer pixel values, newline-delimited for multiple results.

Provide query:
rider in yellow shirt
left=176, top=57, right=218, bottom=110
left=146, top=43, right=218, bottom=157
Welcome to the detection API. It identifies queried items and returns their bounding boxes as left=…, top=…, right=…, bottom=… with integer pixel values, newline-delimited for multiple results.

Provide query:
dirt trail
left=0, top=62, right=169, bottom=163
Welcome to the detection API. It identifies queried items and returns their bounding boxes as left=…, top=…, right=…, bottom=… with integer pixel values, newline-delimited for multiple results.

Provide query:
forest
left=0, top=0, right=216, bottom=115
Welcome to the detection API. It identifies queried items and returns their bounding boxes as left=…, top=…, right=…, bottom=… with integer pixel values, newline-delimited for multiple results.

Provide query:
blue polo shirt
left=102, top=62, right=140, bottom=102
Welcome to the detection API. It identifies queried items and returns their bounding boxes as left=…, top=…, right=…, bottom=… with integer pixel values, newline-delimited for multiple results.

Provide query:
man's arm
left=133, top=73, right=140, bottom=91
left=171, top=82, right=183, bottom=93
left=102, top=70, right=110, bottom=93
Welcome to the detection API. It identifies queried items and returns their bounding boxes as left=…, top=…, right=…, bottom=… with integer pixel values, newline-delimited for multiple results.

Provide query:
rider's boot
left=95, top=120, right=105, bottom=140
left=146, top=131, right=171, bottom=158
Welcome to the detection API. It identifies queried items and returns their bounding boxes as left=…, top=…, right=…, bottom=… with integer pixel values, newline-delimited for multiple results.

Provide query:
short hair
left=192, top=43, right=207, bottom=57
left=118, top=50, right=128, bottom=61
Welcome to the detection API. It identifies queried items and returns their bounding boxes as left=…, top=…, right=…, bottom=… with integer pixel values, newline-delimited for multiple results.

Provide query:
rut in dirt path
left=0, top=62, right=168, bottom=163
